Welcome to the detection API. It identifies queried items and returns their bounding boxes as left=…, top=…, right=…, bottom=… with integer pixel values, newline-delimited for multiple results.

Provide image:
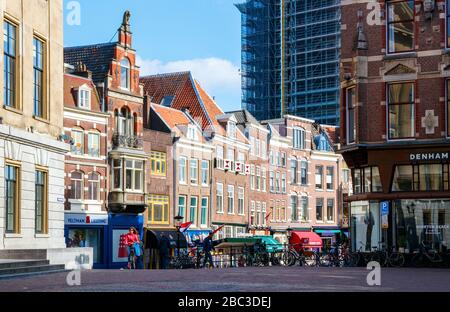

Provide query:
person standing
left=159, top=234, right=171, bottom=269
left=202, top=232, right=215, bottom=268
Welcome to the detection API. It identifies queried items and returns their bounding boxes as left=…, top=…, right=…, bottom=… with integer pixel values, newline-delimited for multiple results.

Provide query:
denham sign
left=409, top=152, right=450, bottom=162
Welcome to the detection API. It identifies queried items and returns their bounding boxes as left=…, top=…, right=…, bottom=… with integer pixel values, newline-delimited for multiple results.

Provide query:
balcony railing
left=112, top=133, right=142, bottom=149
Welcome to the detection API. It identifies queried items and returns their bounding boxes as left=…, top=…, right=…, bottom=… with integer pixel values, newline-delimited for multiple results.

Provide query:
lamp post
left=286, top=226, right=293, bottom=247
left=174, top=215, right=184, bottom=256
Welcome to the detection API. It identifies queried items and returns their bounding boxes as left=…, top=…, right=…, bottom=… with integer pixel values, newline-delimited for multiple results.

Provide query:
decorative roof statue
left=120, top=10, right=131, bottom=33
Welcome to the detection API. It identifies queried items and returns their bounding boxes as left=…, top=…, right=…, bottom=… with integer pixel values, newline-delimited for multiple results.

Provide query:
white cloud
left=136, top=55, right=241, bottom=96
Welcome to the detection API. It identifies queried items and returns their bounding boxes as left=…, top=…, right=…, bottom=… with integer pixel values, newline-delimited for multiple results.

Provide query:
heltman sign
left=409, top=152, right=449, bottom=162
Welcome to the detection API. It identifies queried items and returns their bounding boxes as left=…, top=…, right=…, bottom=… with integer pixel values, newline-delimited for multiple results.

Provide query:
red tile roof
left=64, top=73, right=101, bottom=111
left=151, top=103, right=190, bottom=130
left=141, top=72, right=248, bottom=144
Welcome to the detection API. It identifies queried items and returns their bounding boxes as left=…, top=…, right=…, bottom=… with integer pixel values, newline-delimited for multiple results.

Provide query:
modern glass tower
left=236, top=0, right=341, bottom=125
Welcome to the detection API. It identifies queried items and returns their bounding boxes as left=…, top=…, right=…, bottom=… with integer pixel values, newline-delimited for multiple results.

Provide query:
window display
left=67, top=228, right=103, bottom=264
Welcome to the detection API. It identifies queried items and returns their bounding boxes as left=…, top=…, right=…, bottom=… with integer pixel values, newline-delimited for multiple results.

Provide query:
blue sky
left=63, top=0, right=243, bottom=112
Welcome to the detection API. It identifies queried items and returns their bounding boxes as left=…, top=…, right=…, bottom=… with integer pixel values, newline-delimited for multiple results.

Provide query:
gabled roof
left=141, top=72, right=248, bottom=144
left=151, top=103, right=205, bottom=142
left=64, top=42, right=116, bottom=83
left=151, top=103, right=190, bottom=130
left=228, top=109, right=261, bottom=127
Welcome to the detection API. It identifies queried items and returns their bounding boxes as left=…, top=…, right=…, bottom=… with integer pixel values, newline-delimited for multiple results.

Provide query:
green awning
left=315, top=230, right=341, bottom=234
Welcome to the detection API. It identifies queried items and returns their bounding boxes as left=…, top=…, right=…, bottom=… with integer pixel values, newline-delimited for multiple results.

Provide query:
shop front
left=313, top=227, right=347, bottom=251
left=346, top=148, right=450, bottom=254
left=65, top=213, right=108, bottom=269
left=107, top=213, right=144, bottom=269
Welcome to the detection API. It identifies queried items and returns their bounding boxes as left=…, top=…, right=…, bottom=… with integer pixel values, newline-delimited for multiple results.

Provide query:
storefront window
left=353, top=167, right=382, bottom=194
left=350, top=201, right=381, bottom=252
left=419, top=164, right=442, bottom=192
left=67, top=229, right=103, bottom=264
left=392, top=164, right=449, bottom=192
left=394, top=200, right=450, bottom=253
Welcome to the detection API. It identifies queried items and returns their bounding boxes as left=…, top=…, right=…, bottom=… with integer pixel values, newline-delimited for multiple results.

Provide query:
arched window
left=120, top=58, right=131, bottom=89
left=88, top=172, right=100, bottom=201
left=71, top=171, right=84, bottom=200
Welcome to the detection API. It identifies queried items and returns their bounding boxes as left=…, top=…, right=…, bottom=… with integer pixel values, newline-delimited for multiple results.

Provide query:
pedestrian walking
left=202, top=232, right=215, bottom=268
left=159, top=234, right=171, bottom=269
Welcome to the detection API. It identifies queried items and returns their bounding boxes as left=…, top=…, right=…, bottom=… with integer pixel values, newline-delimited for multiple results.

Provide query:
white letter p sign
left=366, top=261, right=381, bottom=286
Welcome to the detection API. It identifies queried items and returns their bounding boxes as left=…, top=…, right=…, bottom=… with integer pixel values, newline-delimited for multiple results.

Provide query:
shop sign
left=381, top=201, right=389, bottom=229
left=65, top=214, right=108, bottom=225
left=409, top=152, right=449, bottom=162
left=417, top=224, right=449, bottom=235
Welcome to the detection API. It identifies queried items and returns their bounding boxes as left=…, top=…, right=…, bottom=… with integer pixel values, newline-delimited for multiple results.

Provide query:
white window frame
left=179, top=157, right=187, bottom=184
left=87, top=131, right=100, bottom=158
left=238, top=187, right=245, bottom=215
left=190, top=158, right=198, bottom=185
left=216, top=183, right=224, bottom=213
left=293, top=127, right=306, bottom=150
left=201, top=160, right=209, bottom=186
left=78, top=87, right=91, bottom=109
left=227, top=185, right=235, bottom=214
left=216, top=146, right=224, bottom=170
left=125, top=159, right=143, bottom=192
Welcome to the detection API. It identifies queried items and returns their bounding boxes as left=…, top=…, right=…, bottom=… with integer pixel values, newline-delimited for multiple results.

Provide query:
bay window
left=125, top=160, right=143, bottom=191
left=112, top=159, right=122, bottom=190
left=353, top=166, right=383, bottom=194
left=388, top=82, right=415, bottom=139
left=387, top=0, right=415, bottom=53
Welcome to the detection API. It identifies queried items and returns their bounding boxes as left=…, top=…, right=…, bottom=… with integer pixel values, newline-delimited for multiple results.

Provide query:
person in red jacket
left=125, top=227, right=141, bottom=269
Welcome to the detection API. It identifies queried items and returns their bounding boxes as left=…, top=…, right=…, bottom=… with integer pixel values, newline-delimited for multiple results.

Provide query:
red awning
left=290, top=231, right=323, bottom=250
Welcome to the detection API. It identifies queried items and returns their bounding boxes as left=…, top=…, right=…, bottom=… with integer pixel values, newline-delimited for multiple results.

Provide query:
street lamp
left=174, top=215, right=184, bottom=256
left=286, top=226, right=293, bottom=248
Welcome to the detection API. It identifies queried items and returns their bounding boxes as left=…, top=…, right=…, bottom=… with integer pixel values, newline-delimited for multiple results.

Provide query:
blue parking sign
left=381, top=201, right=389, bottom=216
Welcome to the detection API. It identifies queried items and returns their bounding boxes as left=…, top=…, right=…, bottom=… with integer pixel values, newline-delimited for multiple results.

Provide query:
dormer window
left=78, top=87, right=91, bottom=109
left=228, top=121, right=237, bottom=139
left=120, top=58, right=131, bottom=89
left=187, top=126, right=198, bottom=141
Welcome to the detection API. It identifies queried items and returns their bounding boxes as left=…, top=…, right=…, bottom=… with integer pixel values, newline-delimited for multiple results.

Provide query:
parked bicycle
left=281, top=243, right=319, bottom=267
left=369, top=242, right=405, bottom=268
left=410, top=241, right=444, bottom=268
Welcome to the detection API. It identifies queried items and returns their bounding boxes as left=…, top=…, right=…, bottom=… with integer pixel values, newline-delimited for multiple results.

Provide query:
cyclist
left=125, top=226, right=141, bottom=269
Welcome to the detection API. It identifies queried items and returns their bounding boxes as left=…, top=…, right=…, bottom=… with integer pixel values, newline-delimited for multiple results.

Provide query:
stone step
left=0, top=260, right=50, bottom=270
left=0, top=264, right=66, bottom=277
left=0, top=249, right=47, bottom=260
left=0, top=268, right=68, bottom=281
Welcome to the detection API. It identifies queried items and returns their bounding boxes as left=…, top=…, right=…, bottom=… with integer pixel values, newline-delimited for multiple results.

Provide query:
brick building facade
left=339, top=0, right=450, bottom=253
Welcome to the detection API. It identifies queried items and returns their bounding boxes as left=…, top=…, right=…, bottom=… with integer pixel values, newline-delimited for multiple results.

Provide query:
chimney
left=118, top=10, right=132, bottom=48
left=73, top=61, right=93, bottom=79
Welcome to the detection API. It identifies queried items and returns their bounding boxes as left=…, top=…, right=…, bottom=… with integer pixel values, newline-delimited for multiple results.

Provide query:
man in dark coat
left=159, top=234, right=171, bottom=269
left=202, top=232, right=215, bottom=268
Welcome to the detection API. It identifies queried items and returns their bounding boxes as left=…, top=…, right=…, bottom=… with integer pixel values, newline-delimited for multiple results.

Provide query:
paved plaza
left=0, top=267, right=449, bottom=292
